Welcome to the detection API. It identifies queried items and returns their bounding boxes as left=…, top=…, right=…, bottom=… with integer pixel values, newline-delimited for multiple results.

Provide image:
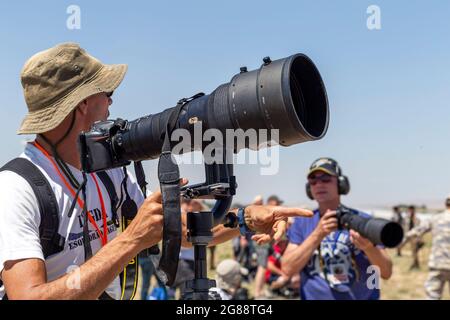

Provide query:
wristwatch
left=237, top=207, right=255, bottom=236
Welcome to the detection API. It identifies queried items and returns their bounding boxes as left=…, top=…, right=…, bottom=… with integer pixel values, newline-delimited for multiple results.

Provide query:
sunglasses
left=106, top=91, right=114, bottom=98
left=308, top=173, right=333, bottom=186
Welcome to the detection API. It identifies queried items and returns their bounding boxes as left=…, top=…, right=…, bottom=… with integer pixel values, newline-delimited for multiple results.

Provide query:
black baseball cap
left=307, top=157, right=342, bottom=178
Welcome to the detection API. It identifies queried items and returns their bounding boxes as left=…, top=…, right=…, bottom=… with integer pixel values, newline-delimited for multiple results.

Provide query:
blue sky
left=0, top=1, right=449, bottom=209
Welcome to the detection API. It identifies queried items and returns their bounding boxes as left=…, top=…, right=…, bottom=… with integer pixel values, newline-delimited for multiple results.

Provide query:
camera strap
left=158, top=92, right=205, bottom=286
left=134, top=161, right=148, bottom=196
left=157, top=93, right=203, bottom=286
left=157, top=103, right=184, bottom=286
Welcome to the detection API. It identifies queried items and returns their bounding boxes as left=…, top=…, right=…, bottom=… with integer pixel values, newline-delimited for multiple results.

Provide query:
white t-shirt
left=0, top=143, right=145, bottom=299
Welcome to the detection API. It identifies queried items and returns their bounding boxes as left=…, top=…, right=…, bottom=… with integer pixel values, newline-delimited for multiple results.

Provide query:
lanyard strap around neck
left=32, top=141, right=108, bottom=246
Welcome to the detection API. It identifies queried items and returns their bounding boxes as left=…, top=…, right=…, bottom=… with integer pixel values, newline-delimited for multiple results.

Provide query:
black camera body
left=336, top=205, right=403, bottom=248
left=78, top=119, right=131, bottom=173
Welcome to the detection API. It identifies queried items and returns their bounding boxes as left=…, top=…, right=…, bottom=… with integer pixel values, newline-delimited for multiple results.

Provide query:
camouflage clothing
left=407, top=209, right=450, bottom=299
left=405, top=210, right=450, bottom=270
left=424, top=269, right=450, bottom=299
left=425, top=210, right=450, bottom=270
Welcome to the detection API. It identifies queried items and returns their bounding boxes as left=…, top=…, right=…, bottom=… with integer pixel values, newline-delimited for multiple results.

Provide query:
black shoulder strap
left=134, top=161, right=148, bottom=196
left=0, top=158, right=65, bottom=300
left=157, top=93, right=204, bottom=286
left=96, top=171, right=120, bottom=227
left=157, top=99, right=187, bottom=286
left=0, top=158, right=64, bottom=259
left=0, top=161, right=136, bottom=300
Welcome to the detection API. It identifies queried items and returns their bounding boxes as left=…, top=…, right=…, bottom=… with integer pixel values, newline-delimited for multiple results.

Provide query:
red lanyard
left=32, top=141, right=108, bottom=246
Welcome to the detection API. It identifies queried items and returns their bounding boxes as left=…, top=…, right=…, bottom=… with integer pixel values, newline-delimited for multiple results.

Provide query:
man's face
left=80, top=92, right=113, bottom=130
left=308, top=171, right=339, bottom=203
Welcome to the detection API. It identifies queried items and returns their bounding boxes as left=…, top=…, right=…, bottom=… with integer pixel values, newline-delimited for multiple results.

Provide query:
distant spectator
left=406, top=205, right=425, bottom=269
left=253, top=194, right=283, bottom=298
left=406, top=195, right=450, bottom=299
left=267, top=195, right=284, bottom=206
left=210, top=259, right=249, bottom=300
left=265, top=239, right=299, bottom=298
left=392, top=206, right=404, bottom=256
left=138, top=249, right=165, bottom=300
left=408, top=205, right=418, bottom=230
left=253, top=195, right=263, bottom=206
left=231, top=202, right=257, bottom=279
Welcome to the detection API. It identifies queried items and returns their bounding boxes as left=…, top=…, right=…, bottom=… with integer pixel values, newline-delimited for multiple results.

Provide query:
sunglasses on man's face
left=308, top=173, right=333, bottom=186
left=106, top=91, right=114, bottom=98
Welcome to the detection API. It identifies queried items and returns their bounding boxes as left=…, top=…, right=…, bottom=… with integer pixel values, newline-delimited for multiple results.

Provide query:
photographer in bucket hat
left=18, top=43, right=127, bottom=135
left=0, top=43, right=313, bottom=300
left=0, top=42, right=158, bottom=300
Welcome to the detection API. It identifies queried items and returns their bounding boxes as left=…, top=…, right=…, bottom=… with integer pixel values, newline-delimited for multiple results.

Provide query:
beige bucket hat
left=18, top=42, right=128, bottom=134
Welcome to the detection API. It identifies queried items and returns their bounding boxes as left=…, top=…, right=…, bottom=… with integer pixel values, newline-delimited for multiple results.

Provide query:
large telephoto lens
left=339, top=210, right=404, bottom=248
left=114, top=53, right=329, bottom=161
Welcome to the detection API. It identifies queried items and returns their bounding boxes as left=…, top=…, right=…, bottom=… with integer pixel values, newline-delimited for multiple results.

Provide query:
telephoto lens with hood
left=337, top=205, right=404, bottom=248
left=79, top=53, right=329, bottom=173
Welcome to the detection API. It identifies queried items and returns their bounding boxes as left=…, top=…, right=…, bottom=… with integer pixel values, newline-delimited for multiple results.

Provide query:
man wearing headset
left=282, top=158, right=393, bottom=300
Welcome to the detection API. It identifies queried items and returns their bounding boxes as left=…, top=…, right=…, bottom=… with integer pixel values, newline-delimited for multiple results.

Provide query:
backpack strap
left=0, top=158, right=63, bottom=300
left=0, top=158, right=64, bottom=259
left=0, top=160, right=137, bottom=300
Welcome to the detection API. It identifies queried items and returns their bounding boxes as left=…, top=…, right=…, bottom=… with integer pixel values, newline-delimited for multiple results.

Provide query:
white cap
left=215, top=259, right=248, bottom=291
left=252, top=195, right=263, bottom=205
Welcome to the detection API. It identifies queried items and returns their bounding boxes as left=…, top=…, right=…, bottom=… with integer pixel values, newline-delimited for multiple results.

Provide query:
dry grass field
left=380, top=233, right=450, bottom=300
left=137, top=232, right=450, bottom=300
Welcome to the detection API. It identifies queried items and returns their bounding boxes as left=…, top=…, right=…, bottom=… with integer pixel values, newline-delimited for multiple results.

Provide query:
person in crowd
left=254, top=195, right=284, bottom=298
left=282, top=157, right=393, bottom=300
left=404, top=195, right=450, bottom=299
left=392, top=206, right=405, bottom=256
left=210, top=259, right=249, bottom=300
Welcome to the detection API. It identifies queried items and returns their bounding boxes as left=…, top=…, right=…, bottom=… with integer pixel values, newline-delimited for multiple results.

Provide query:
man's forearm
left=363, top=246, right=393, bottom=279
left=24, top=233, right=141, bottom=300
left=181, top=208, right=240, bottom=248
left=210, top=224, right=240, bottom=247
left=181, top=224, right=239, bottom=248
left=282, top=231, right=323, bottom=276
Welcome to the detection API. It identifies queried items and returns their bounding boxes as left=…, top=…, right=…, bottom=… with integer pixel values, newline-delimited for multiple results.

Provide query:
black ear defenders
left=305, top=158, right=350, bottom=200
